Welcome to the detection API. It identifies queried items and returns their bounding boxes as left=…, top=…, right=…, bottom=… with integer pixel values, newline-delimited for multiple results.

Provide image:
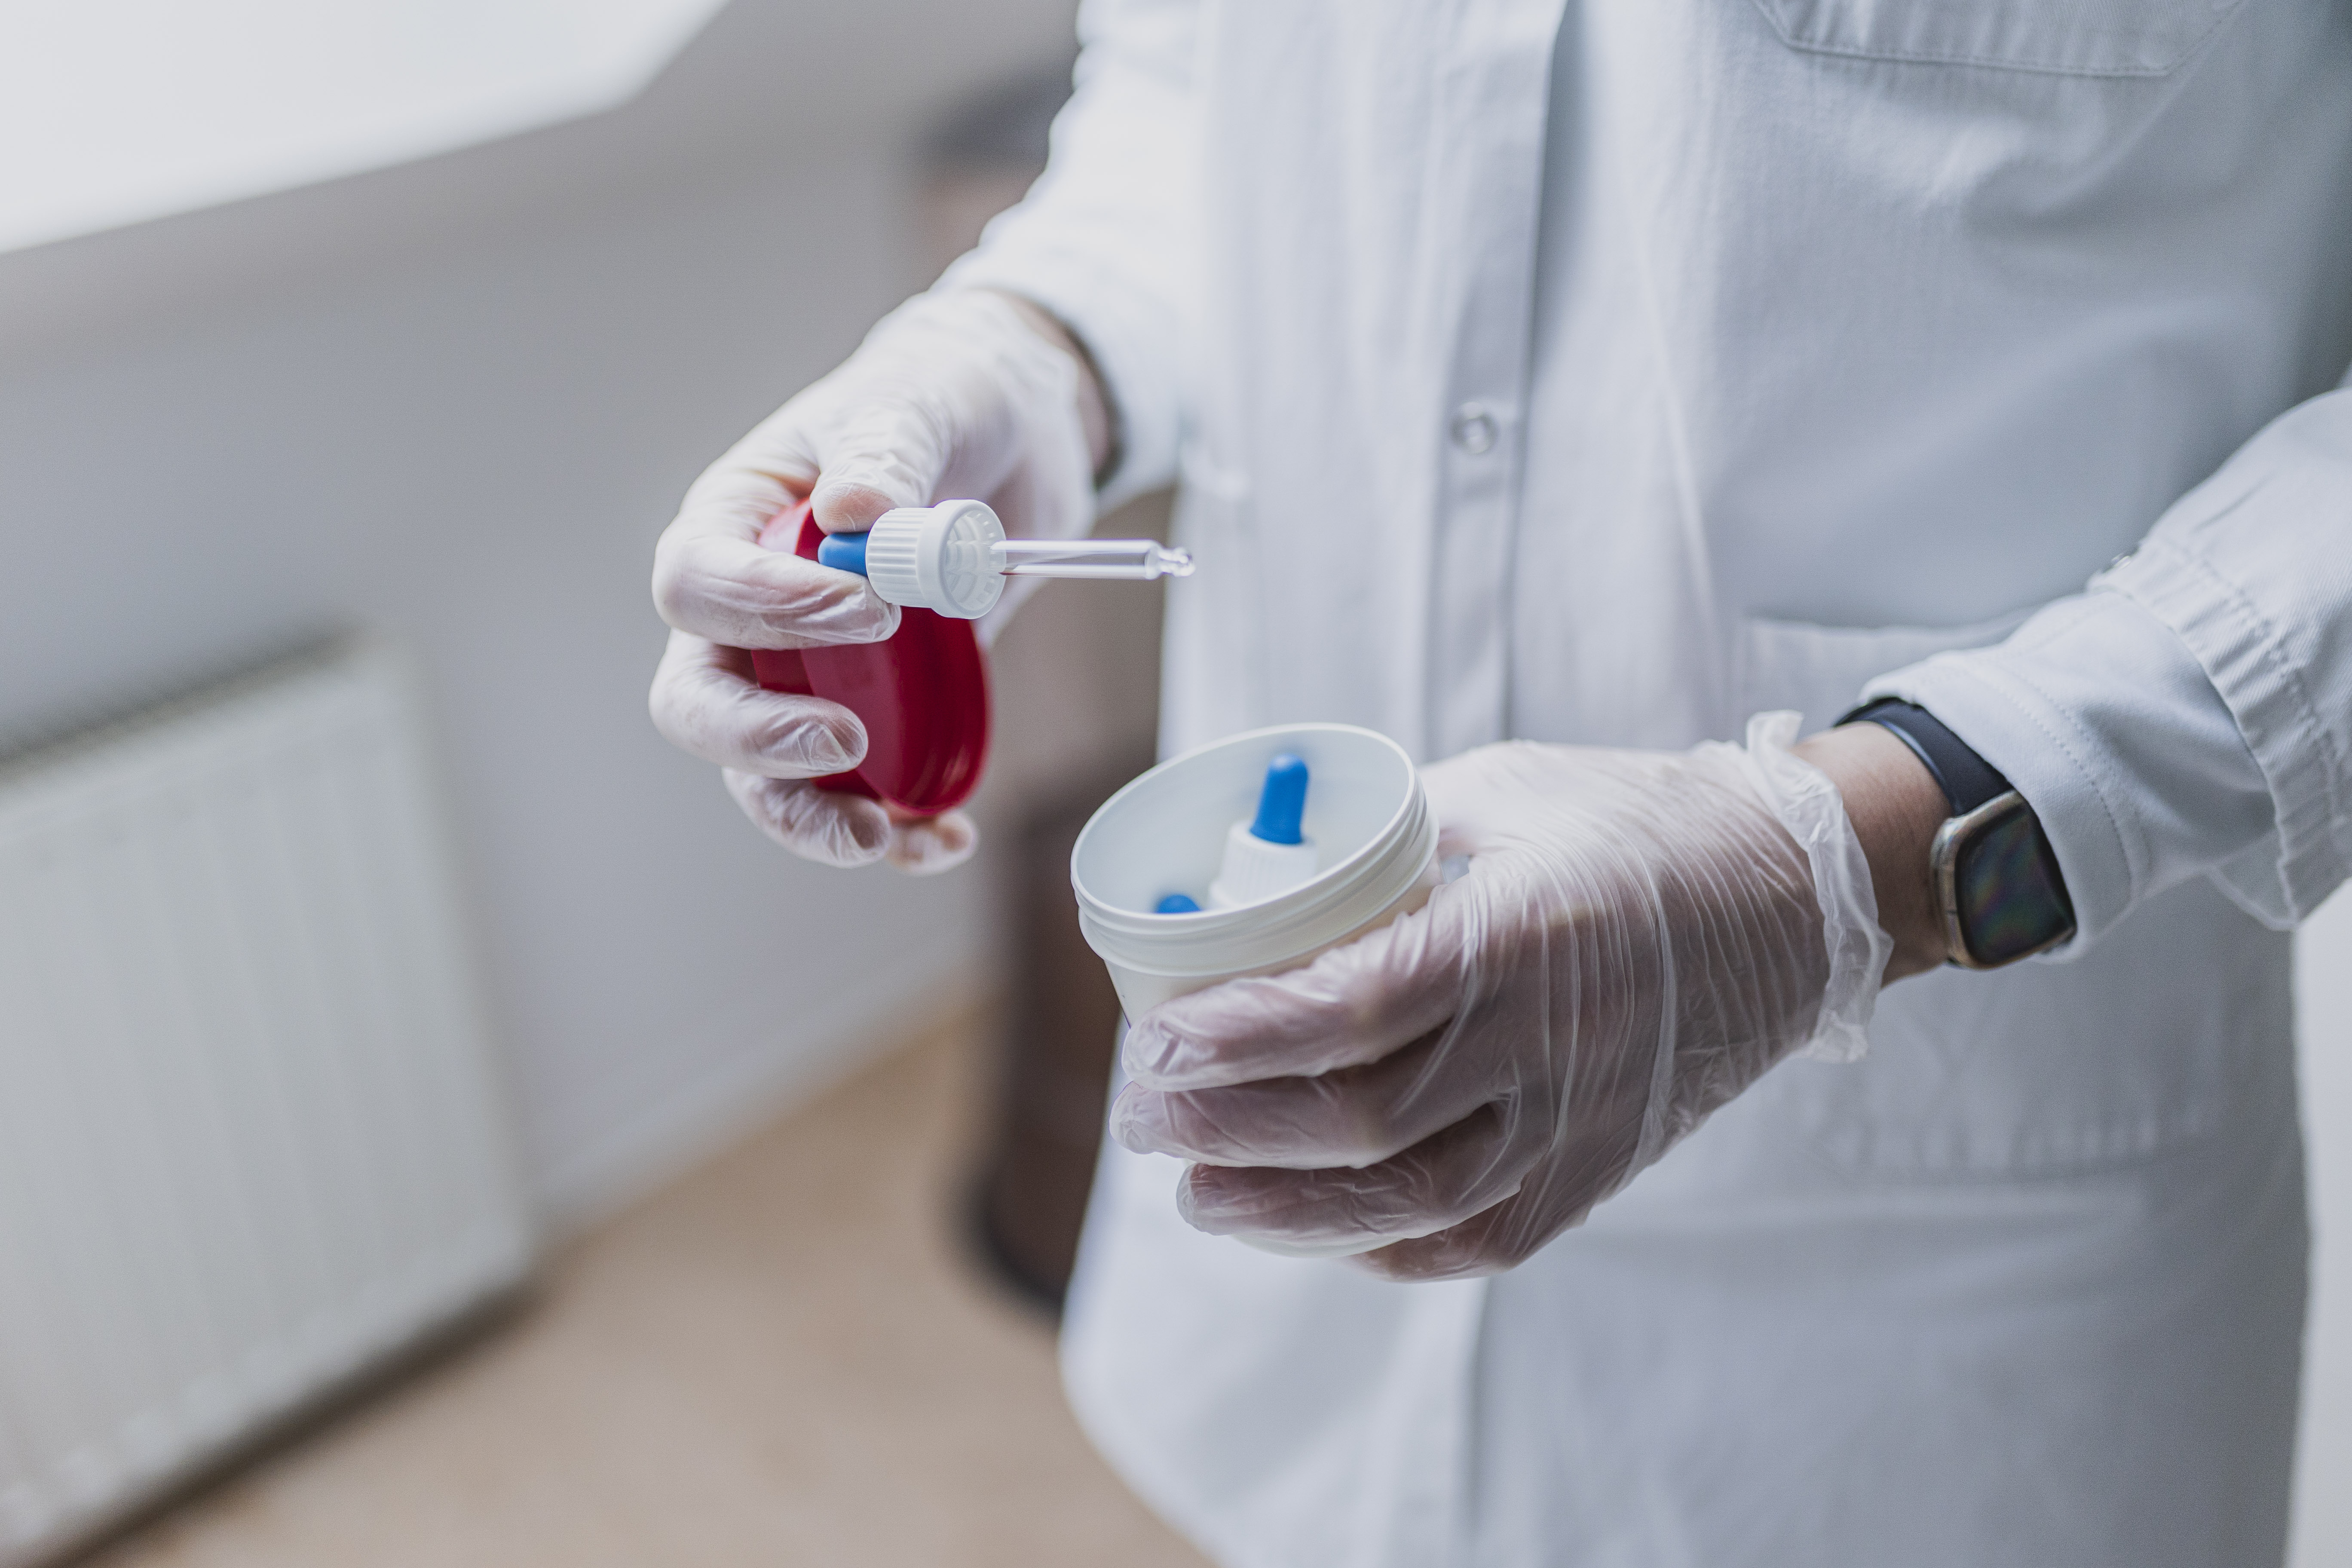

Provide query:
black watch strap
left=1841, top=698, right=2010, bottom=816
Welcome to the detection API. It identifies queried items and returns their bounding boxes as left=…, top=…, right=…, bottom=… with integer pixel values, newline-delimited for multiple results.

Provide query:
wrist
left=1791, top=724, right=1950, bottom=982
left=983, top=289, right=1118, bottom=484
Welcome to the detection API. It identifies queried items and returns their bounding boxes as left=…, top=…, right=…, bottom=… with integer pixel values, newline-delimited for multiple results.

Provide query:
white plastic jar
left=1072, top=724, right=1440, bottom=1018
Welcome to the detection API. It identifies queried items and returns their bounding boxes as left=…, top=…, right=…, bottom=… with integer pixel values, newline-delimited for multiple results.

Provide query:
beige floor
left=89, top=1009, right=1210, bottom=1568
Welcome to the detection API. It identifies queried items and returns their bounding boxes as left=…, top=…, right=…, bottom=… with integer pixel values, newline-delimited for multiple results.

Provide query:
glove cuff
left=1729, top=710, right=1892, bottom=1063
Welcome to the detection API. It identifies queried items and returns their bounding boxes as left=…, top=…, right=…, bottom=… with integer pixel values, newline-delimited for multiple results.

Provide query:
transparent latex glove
left=649, top=288, right=1097, bottom=873
left=1110, top=713, right=1892, bottom=1281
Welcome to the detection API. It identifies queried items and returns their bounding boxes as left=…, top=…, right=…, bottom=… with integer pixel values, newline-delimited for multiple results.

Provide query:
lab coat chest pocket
left=1735, top=610, right=2031, bottom=736
left=1738, top=612, right=2284, bottom=1176
left=1750, top=0, right=2246, bottom=75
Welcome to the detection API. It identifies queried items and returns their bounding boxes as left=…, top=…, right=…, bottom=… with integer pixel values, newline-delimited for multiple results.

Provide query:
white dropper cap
left=862, top=500, right=1008, bottom=619
left=820, top=501, right=1195, bottom=620
left=1208, top=753, right=1320, bottom=909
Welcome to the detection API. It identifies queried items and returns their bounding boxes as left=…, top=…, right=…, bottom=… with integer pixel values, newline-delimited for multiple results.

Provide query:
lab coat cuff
left=1864, top=577, right=2297, bottom=951
left=2097, top=532, right=2348, bottom=928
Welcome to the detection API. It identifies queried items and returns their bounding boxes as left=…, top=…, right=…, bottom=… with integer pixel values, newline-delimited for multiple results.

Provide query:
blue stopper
left=1155, top=893, right=1201, bottom=915
left=816, top=530, right=871, bottom=576
left=1247, top=753, right=1309, bottom=845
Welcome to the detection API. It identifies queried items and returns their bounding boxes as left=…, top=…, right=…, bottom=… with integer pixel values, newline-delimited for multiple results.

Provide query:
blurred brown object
left=913, top=61, right=1069, bottom=277
left=972, top=773, right=1137, bottom=1307
left=914, top=65, right=1169, bottom=1311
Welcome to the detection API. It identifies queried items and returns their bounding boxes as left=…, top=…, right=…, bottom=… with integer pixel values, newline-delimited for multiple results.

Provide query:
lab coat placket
left=1347, top=11, right=1561, bottom=1562
left=1414, top=1, right=1564, bottom=766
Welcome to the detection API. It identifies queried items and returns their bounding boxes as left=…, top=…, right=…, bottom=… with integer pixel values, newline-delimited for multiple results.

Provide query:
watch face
left=1952, top=796, right=2076, bottom=966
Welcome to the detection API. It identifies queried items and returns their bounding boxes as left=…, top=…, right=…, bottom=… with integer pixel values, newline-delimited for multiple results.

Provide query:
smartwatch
left=1841, top=699, right=2076, bottom=969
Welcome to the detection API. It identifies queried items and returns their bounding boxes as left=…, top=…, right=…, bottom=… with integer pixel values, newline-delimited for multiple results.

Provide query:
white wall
left=0, top=0, right=1079, bottom=1223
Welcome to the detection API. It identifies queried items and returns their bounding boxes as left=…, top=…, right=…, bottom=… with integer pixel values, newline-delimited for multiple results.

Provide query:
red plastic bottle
left=747, top=499, right=991, bottom=815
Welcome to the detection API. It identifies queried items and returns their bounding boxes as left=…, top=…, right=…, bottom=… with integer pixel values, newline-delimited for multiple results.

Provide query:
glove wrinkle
left=650, top=288, right=1102, bottom=874
left=883, top=809, right=980, bottom=876
left=724, top=771, right=891, bottom=868
left=649, top=633, right=865, bottom=777
left=1114, top=720, right=1883, bottom=1280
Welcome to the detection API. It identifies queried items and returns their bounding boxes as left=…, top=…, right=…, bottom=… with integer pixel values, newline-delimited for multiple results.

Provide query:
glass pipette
left=817, top=499, right=1195, bottom=618
left=990, top=538, right=1194, bottom=581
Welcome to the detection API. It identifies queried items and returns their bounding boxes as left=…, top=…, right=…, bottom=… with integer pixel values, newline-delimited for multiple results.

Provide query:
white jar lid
left=863, top=500, right=1006, bottom=619
left=1073, top=723, right=1435, bottom=983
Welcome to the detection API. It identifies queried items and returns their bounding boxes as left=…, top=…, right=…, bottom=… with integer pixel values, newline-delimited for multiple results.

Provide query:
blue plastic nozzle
left=816, top=530, right=871, bottom=576
left=1247, top=753, right=1309, bottom=845
left=1155, top=893, right=1201, bottom=914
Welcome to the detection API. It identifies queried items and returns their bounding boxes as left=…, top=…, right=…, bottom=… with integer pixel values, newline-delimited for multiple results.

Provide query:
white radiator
left=0, top=639, right=536, bottom=1564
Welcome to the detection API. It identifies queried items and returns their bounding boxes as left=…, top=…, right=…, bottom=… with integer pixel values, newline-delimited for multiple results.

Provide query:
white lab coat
left=947, top=3, right=2352, bottom=1563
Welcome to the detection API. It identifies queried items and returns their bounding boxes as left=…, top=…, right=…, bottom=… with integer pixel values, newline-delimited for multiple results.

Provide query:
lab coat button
left=1450, top=404, right=1498, bottom=455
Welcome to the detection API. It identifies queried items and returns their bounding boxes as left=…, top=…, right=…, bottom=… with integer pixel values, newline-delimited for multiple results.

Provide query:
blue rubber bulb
left=816, top=530, right=871, bottom=576
left=1155, top=893, right=1201, bottom=915
left=1248, top=753, right=1309, bottom=845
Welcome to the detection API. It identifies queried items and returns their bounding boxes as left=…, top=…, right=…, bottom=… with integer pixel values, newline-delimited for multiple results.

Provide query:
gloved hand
left=648, top=288, right=1100, bottom=872
left=1109, top=714, right=1892, bottom=1280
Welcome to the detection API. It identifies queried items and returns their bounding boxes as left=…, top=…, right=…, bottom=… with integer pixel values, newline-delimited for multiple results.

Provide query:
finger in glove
left=649, top=631, right=865, bottom=777
left=883, top=808, right=980, bottom=876
left=723, top=770, right=892, bottom=868
left=1114, top=1028, right=1501, bottom=1170
left=1172, top=1104, right=1549, bottom=1255
left=652, top=472, right=900, bottom=650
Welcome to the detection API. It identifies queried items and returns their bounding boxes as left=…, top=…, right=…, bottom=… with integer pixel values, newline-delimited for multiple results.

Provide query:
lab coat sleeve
left=1862, top=388, right=2352, bottom=953
left=938, top=0, right=1202, bottom=512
